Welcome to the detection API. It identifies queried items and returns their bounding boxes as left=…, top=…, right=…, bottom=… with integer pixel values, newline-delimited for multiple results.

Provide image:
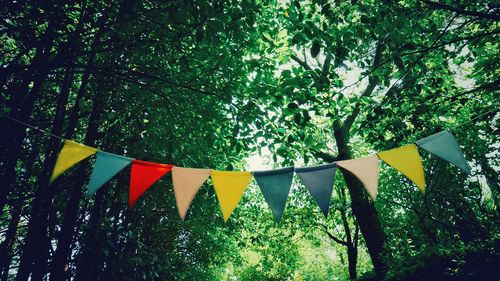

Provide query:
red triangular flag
left=129, top=160, right=172, bottom=207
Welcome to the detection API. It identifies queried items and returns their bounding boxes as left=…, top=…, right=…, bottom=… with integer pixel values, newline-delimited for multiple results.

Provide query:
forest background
left=0, top=0, right=498, bottom=280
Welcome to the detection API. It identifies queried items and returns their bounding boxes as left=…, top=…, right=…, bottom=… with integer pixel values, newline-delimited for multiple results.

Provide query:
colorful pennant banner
left=377, top=144, right=426, bottom=193
left=172, top=167, right=210, bottom=220
left=337, top=156, right=379, bottom=200
left=211, top=171, right=252, bottom=222
left=50, top=140, right=97, bottom=184
left=129, top=160, right=173, bottom=207
left=253, top=167, right=294, bottom=222
left=295, top=163, right=337, bottom=217
left=49, top=130, right=471, bottom=222
left=87, top=151, right=133, bottom=197
left=415, top=130, right=472, bottom=175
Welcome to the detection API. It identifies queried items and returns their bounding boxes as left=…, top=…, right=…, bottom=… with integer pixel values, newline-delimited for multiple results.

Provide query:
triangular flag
left=210, top=170, right=252, bottom=222
left=172, top=167, right=210, bottom=220
left=50, top=140, right=97, bottom=184
left=337, top=156, right=380, bottom=200
left=377, top=144, right=425, bottom=192
left=253, top=167, right=294, bottom=222
left=129, top=160, right=172, bottom=207
left=415, top=130, right=471, bottom=175
left=87, top=151, right=133, bottom=197
left=295, top=163, right=336, bottom=217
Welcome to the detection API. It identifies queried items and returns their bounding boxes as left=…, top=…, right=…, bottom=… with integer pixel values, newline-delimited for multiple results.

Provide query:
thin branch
left=379, top=196, right=460, bottom=231
left=402, top=30, right=500, bottom=56
left=52, top=64, right=226, bottom=99
left=432, top=79, right=500, bottom=105
left=291, top=54, right=313, bottom=72
left=321, top=224, right=349, bottom=246
left=360, top=14, right=459, bottom=126
left=353, top=221, right=360, bottom=249
left=421, top=0, right=500, bottom=21
left=312, top=149, right=339, bottom=163
left=338, top=18, right=492, bottom=93
left=343, top=40, right=384, bottom=131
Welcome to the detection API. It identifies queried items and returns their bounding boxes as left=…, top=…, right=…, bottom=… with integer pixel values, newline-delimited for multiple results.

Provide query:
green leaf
left=276, top=128, right=286, bottom=135
left=311, top=41, right=320, bottom=58
left=303, top=110, right=311, bottom=123
left=287, top=102, right=299, bottom=110
left=304, top=135, right=314, bottom=146
left=263, top=32, right=273, bottom=42
left=294, top=113, right=302, bottom=125
left=277, top=146, right=287, bottom=157
left=195, top=28, right=204, bottom=43
left=393, top=55, right=404, bottom=70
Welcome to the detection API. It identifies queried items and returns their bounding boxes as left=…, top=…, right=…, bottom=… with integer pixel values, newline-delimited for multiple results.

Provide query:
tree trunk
left=0, top=201, right=22, bottom=281
left=49, top=94, right=102, bottom=280
left=347, top=244, right=358, bottom=280
left=333, top=121, right=387, bottom=278
left=22, top=4, right=115, bottom=277
left=74, top=188, right=105, bottom=281
left=338, top=183, right=358, bottom=280
left=0, top=73, right=49, bottom=217
left=14, top=66, right=83, bottom=281
left=0, top=20, right=57, bottom=217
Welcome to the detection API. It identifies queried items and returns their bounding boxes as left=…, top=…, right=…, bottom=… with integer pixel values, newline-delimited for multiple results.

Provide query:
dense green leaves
left=0, top=0, right=498, bottom=280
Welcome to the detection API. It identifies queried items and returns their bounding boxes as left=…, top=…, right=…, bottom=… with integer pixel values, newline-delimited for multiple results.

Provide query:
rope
left=0, top=112, right=65, bottom=141
left=448, top=108, right=499, bottom=130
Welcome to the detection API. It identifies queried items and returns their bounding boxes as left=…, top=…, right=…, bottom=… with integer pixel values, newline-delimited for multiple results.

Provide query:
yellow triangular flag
left=172, top=167, right=211, bottom=220
left=337, top=156, right=380, bottom=200
left=210, top=170, right=252, bottom=222
left=50, top=140, right=97, bottom=184
left=377, top=144, right=425, bottom=192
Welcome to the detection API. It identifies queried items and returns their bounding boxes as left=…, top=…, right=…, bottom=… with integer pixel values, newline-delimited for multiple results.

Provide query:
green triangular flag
left=253, top=167, right=294, bottom=222
left=295, top=163, right=336, bottom=217
left=415, top=130, right=471, bottom=175
left=87, top=151, right=133, bottom=197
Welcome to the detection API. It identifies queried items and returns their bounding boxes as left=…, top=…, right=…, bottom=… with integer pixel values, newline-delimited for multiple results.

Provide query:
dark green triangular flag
left=253, top=167, right=294, bottom=222
left=295, top=163, right=336, bottom=217
left=415, top=130, right=471, bottom=175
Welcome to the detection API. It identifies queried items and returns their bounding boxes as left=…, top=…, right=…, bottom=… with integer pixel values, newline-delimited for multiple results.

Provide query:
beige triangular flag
left=337, top=156, right=380, bottom=200
left=172, top=167, right=210, bottom=220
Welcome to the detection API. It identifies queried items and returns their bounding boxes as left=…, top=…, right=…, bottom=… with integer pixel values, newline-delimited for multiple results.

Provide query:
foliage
left=0, top=0, right=498, bottom=280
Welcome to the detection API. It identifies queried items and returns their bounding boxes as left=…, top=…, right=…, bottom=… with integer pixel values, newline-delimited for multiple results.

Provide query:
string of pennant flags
left=47, top=130, right=472, bottom=222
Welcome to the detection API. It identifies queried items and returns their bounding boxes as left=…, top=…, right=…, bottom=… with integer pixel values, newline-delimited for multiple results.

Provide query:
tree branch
left=401, top=30, right=500, bottom=56
left=354, top=221, right=360, bottom=249
left=343, top=40, right=384, bottom=131
left=421, top=0, right=500, bottom=21
left=312, top=149, right=339, bottom=163
left=291, top=54, right=314, bottom=72
left=321, top=224, right=349, bottom=246
left=338, top=28, right=496, bottom=93
left=432, top=79, right=500, bottom=105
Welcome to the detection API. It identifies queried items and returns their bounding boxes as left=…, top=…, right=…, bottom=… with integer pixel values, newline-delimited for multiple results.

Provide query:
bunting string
left=1, top=109, right=497, bottom=222
left=0, top=112, right=65, bottom=140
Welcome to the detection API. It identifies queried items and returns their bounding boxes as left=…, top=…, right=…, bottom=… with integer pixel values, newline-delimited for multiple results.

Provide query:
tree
left=1, top=0, right=498, bottom=280
left=242, top=0, right=498, bottom=277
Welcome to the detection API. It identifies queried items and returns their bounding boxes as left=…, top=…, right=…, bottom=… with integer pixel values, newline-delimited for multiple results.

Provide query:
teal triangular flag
left=87, top=151, right=133, bottom=196
left=415, top=130, right=471, bottom=175
left=295, top=163, right=336, bottom=217
left=253, top=167, right=294, bottom=222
